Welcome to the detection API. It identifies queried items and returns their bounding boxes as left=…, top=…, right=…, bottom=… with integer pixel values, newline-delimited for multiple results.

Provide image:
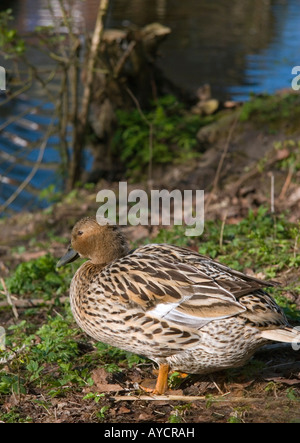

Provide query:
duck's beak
left=57, top=245, right=79, bottom=267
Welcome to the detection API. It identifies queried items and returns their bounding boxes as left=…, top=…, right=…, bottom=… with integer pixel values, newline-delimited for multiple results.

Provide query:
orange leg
left=153, top=363, right=170, bottom=395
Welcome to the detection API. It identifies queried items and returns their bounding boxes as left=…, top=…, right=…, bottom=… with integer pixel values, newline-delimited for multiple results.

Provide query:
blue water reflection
left=0, top=95, right=65, bottom=216
left=228, top=0, right=300, bottom=99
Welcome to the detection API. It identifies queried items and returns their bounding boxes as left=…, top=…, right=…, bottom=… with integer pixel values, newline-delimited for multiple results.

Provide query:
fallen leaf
left=276, top=148, right=290, bottom=161
left=264, top=377, right=300, bottom=386
left=91, top=368, right=123, bottom=392
left=118, top=406, right=131, bottom=414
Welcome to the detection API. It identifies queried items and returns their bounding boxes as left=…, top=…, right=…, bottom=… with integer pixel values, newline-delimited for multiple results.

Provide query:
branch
left=113, top=41, right=136, bottom=78
left=0, top=78, right=33, bottom=107
left=0, top=106, right=37, bottom=132
left=279, top=165, right=294, bottom=200
left=0, top=296, right=68, bottom=309
left=125, top=87, right=154, bottom=187
left=205, top=111, right=240, bottom=211
left=56, top=67, right=70, bottom=170
left=68, top=0, right=109, bottom=189
left=80, top=0, right=109, bottom=122
left=112, top=395, right=263, bottom=403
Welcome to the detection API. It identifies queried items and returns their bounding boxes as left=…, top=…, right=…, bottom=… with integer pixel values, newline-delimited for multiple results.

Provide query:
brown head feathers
left=71, top=217, right=129, bottom=265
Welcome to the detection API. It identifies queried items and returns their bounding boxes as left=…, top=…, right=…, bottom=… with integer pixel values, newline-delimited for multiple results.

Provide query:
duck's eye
left=77, top=230, right=84, bottom=236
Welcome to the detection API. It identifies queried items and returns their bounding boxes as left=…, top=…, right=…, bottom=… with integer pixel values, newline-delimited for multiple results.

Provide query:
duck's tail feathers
left=260, top=327, right=300, bottom=344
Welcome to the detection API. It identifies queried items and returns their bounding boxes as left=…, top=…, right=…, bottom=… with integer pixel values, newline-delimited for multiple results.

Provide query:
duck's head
left=57, top=217, right=129, bottom=267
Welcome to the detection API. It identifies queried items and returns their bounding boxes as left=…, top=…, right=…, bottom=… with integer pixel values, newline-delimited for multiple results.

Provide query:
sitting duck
left=57, top=217, right=300, bottom=394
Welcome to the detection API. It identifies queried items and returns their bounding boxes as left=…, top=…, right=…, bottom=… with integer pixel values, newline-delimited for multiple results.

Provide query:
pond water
left=108, top=0, right=300, bottom=100
left=2, top=0, right=299, bottom=99
left=0, top=0, right=300, bottom=216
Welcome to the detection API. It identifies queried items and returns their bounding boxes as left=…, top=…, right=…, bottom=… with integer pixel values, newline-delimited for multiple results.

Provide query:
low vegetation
left=239, top=93, right=300, bottom=134
left=113, top=95, right=207, bottom=180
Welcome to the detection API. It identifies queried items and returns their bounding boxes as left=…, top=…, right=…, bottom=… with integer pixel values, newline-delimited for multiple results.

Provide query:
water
left=0, top=97, right=63, bottom=214
left=2, top=0, right=300, bottom=99
left=228, top=0, right=300, bottom=99
left=106, top=0, right=300, bottom=100
left=0, top=0, right=300, bottom=216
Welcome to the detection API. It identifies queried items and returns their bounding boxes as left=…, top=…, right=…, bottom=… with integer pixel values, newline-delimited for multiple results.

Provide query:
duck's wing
left=100, top=244, right=274, bottom=330
left=139, top=243, right=277, bottom=295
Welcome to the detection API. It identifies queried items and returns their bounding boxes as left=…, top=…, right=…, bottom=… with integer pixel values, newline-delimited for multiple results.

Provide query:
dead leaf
left=288, top=188, right=300, bottom=204
left=3, top=393, right=20, bottom=410
left=91, top=368, right=123, bottom=392
left=138, top=413, right=153, bottom=421
left=276, top=148, right=290, bottom=161
left=264, top=377, right=300, bottom=386
left=118, top=406, right=131, bottom=414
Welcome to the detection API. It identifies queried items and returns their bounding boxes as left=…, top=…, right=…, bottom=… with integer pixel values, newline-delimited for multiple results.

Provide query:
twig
left=229, top=154, right=287, bottom=198
left=270, top=172, right=275, bottom=213
left=205, top=111, right=240, bottom=211
left=112, top=395, right=263, bottom=403
left=294, top=234, right=299, bottom=260
left=219, top=210, right=228, bottom=250
left=0, top=106, right=38, bottom=132
left=68, top=0, right=109, bottom=189
left=0, top=78, right=33, bottom=106
left=0, top=278, right=18, bottom=319
left=56, top=67, right=71, bottom=170
left=57, top=0, right=81, bottom=140
left=0, top=296, right=68, bottom=309
left=47, top=0, right=68, bottom=59
left=80, top=0, right=109, bottom=122
left=125, top=87, right=154, bottom=188
left=279, top=165, right=294, bottom=200
left=113, top=41, right=136, bottom=78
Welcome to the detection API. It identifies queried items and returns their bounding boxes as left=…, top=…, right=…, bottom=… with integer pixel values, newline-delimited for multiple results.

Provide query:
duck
left=57, top=216, right=300, bottom=395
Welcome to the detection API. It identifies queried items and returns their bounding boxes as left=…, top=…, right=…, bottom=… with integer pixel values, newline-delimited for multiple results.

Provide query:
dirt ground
left=2, top=343, right=300, bottom=423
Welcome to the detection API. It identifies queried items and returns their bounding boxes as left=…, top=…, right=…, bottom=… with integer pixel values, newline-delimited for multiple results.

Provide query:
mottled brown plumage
left=57, top=217, right=300, bottom=394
